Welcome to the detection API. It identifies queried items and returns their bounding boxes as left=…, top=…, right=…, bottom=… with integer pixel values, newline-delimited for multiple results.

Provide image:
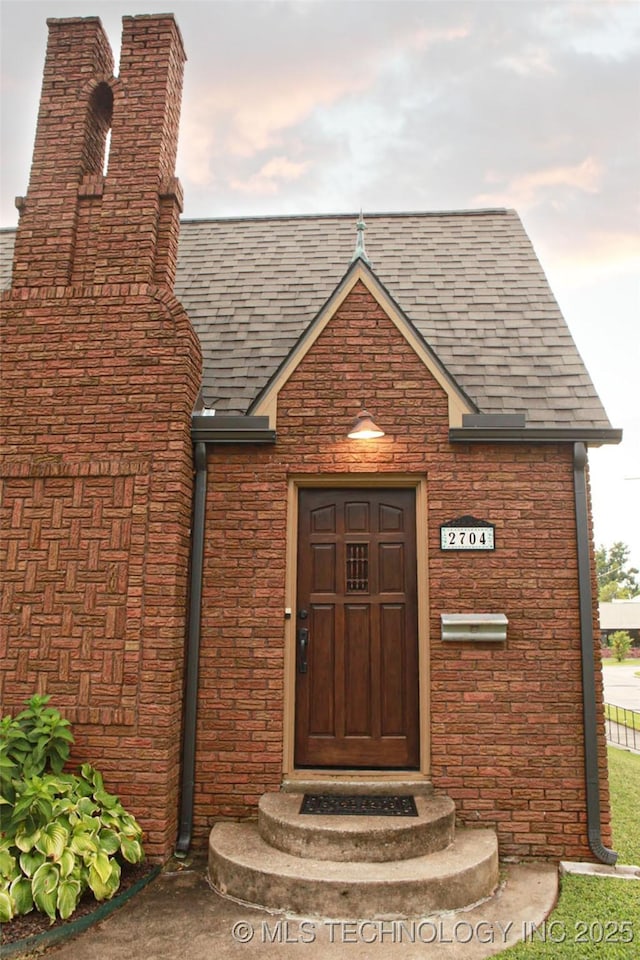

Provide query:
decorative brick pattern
left=0, top=286, right=200, bottom=856
left=1, top=459, right=149, bottom=726
left=194, top=281, right=610, bottom=861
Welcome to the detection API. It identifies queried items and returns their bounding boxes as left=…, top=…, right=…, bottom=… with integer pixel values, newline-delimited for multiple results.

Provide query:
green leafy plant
left=609, top=630, right=632, bottom=663
left=0, top=696, right=144, bottom=923
left=0, top=695, right=73, bottom=805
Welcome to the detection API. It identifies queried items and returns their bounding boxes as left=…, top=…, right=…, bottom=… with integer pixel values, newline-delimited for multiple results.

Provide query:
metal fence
left=605, top=703, right=640, bottom=752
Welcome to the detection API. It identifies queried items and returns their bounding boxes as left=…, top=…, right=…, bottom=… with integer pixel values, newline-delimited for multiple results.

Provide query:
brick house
left=0, top=13, right=622, bottom=910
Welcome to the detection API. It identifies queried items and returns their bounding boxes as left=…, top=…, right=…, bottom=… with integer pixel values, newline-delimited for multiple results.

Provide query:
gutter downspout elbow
left=573, top=442, right=617, bottom=866
left=175, top=441, right=207, bottom=857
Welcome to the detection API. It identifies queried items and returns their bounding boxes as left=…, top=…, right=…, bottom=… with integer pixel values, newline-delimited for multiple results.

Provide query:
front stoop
left=208, top=789, right=500, bottom=919
left=259, top=792, right=456, bottom=861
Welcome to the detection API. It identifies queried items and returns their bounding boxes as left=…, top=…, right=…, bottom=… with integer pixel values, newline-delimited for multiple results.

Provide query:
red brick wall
left=0, top=16, right=200, bottom=859
left=194, top=280, right=611, bottom=860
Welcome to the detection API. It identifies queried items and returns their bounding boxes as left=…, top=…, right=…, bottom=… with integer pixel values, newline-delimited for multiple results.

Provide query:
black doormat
left=300, top=794, right=418, bottom=816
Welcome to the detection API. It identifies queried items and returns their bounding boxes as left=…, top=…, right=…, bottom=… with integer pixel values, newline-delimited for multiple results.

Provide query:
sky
left=1, top=0, right=639, bottom=574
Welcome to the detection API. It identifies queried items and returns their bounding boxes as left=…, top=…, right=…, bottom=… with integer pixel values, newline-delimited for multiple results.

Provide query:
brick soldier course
left=0, top=12, right=619, bottom=872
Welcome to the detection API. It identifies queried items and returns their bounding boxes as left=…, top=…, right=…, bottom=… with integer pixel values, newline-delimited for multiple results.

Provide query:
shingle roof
left=0, top=209, right=612, bottom=429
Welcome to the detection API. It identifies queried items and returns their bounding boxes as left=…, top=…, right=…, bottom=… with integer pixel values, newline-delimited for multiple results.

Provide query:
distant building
left=600, top=600, right=640, bottom=645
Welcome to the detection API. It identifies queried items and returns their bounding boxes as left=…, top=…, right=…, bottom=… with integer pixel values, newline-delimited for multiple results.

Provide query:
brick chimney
left=12, top=15, right=186, bottom=288
left=1, top=16, right=201, bottom=858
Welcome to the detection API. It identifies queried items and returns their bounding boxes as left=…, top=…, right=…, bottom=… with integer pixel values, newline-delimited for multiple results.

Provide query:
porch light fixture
left=347, top=408, right=385, bottom=440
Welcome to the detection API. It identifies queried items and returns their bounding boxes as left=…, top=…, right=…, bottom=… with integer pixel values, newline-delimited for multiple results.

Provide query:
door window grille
left=346, top=543, right=369, bottom=591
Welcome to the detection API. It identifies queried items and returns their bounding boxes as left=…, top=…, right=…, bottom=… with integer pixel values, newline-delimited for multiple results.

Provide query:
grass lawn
left=501, top=747, right=640, bottom=958
left=601, top=658, right=640, bottom=667
left=605, top=704, right=640, bottom=732
left=607, top=747, right=640, bottom=864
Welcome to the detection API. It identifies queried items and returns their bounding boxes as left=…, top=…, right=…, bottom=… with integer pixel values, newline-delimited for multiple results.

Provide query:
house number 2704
left=440, top=527, right=495, bottom=551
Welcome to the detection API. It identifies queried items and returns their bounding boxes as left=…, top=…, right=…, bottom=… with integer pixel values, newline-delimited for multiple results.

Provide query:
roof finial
left=351, top=210, right=371, bottom=266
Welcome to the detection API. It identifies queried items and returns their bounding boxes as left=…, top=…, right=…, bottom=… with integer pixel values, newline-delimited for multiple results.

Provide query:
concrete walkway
left=43, top=856, right=558, bottom=960
left=602, top=663, right=640, bottom=712
left=601, top=664, right=640, bottom=753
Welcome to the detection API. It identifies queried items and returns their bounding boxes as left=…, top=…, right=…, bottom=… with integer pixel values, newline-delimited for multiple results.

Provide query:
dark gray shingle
left=0, top=209, right=612, bottom=429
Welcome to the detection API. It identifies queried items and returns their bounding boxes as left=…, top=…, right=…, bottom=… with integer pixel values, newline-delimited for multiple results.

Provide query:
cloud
left=405, top=24, right=471, bottom=52
left=3, top=0, right=639, bottom=241
left=474, top=157, right=603, bottom=210
left=176, top=0, right=472, bottom=190
left=498, top=45, right=557, bottom=77
left=183, top=72, right=372, bottom=162
left=229, top=156, right=310, bottom=195
left=542, top=229, right=640, bottom=283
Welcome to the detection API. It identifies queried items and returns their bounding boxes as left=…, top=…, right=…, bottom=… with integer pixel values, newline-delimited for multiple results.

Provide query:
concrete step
left=281, top=777, right=433, bottom=797
left=209, top=821, right=499, bottom=919
left=258, top=791, right=455, bottom=861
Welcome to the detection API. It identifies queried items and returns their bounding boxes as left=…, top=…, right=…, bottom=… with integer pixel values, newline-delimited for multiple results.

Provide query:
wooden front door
left=294, top=488, right=419, bottom=768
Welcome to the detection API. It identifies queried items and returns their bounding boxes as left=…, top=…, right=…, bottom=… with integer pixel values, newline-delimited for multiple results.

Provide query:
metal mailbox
left=441, top=613, right=508, bottom=643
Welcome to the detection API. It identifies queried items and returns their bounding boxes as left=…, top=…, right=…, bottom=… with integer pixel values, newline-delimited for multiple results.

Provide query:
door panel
left=345, top=501, right=369, bottom=531
left=310, top=504, right=335, bottom=532
left=295, top=488, right=419, bottom=768
left=380, top=604, right=406, bottom=735
left=308, top=604, right=334, bottom=734
left=344, top=603, right=371, bottom=736
left=379, top=502, right=403, bottom=532
left=379, top=542, right=404, bottom=592
left=311, top=543, right=335, bottom=593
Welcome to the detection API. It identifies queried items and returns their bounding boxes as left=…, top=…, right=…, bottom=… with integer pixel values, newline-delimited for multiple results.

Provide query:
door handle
left=297, top=627, right=309, bottom=674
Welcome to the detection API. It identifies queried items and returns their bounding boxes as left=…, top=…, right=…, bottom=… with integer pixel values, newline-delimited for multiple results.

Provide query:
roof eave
left=191, top=414, right=276, bottom=444
left=449, top=426, right=623, bottom=446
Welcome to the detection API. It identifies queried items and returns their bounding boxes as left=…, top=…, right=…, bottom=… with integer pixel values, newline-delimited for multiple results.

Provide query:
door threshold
left=282, top=772, right=433, bottom=797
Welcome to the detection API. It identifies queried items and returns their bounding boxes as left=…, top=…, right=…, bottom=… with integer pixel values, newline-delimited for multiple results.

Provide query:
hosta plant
left=0, top=694, right=73, bottom=804
left=0, top=696, right=144, bottom=923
